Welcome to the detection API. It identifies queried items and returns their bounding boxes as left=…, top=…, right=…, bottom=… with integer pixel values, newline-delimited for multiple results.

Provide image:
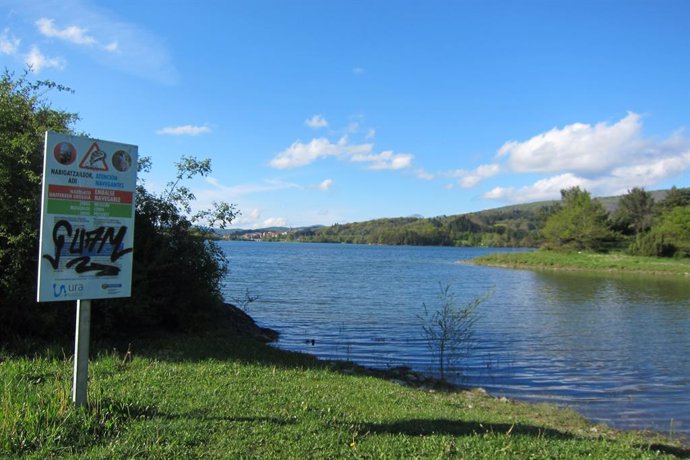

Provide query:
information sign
left=37, top=132, right=138, bottom=302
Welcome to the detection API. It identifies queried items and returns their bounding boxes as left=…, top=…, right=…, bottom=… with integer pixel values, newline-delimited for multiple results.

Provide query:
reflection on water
left=221, top=241, right=690, bottom=438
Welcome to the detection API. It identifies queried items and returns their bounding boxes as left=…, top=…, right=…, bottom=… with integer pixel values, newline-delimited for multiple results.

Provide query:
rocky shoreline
left=221, top=302, right=280, bottom=343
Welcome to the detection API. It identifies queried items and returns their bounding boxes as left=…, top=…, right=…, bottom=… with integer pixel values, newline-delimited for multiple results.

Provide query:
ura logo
left=52, top=283, right=84, bottom=298
left=53, top=284, right=66, bottom=297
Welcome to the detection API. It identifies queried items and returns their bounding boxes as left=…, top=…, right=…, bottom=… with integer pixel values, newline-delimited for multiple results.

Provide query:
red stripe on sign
left=48, top=184, right=93, bottom=201
left=93, top=189, right=133, bottom=204
left=47, top=185, right=133, bottom=204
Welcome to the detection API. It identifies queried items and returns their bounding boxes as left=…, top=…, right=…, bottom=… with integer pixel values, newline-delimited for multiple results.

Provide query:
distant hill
left=287, top=202, right=557, bottom=247
left=206, top=189, right=678, bottom=247
left=280, top=189, right=674, bottom=248
left=597, top=189, right=668, bottom=212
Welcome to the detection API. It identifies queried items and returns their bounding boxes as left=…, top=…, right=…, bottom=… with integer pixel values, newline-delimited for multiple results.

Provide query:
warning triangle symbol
left=79, top=142, right=110, bottom=171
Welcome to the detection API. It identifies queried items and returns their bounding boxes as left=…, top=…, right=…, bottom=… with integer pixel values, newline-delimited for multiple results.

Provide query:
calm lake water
left=220, top=241, right=690, bottom=438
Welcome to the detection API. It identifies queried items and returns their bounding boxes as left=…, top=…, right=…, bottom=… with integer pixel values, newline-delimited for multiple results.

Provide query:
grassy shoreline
left=2, top=333, right=688, bottom=458
left=467, top=251, right=690, bottom=277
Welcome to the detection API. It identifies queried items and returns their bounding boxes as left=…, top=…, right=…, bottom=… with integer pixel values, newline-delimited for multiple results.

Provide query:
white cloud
left=498, top=112, right=643, bottom=175
left=230, top=208, right=287, bottom=229
left=483, top=187, right=511, bottom=200
left=156, top=125, right=211, bottom=136
left=319, top=179, right=333, bottom=191
left=609, top=151, right=690, bottom=187
left=483, top=173, right=588, bottom=202
left=270, top=137, right=373, bottom=169
left=353, top=67, right=365, bottom=74
left=351, top=150, right=413, bottom=170
left=272, top=126, right=416, bottom=172
left=104, top=41, right=119, bottom=53
left=0, top=28, right=20, bottom=55
left=7, top=2, right=177, bottom=84
left=36, top=17, right=96, bottom=45
left=347, top=121, right=360, bottom=133
left=483, top=153, right=690, bottom=203
left=415, top=169, right=435, bottom=180
left=263, top=217, right=287, bottom=227
left=305, top=114, right=328, bottom=129
left=483, top=113, right=690, bottom=203
left=365, top=128, right=376, bottom=140
left=25, top=46, right=65, bottom=72
left=453, top=163, right=501, bottom=188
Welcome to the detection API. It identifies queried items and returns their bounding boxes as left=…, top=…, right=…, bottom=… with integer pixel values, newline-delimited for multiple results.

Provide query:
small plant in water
left=232, top=288, right=259, bottom=312
left=337, top=323, right=352, bottom=362
left=417, top=284, right=490, bottom=381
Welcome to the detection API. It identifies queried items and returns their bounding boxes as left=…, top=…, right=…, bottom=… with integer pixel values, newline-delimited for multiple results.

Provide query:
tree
left=541, top=187, right=613, bottom=251
left=657, top=186, right=690, bottom=213
left=0, top=70, right=78, bottom=336
left=417, top=284, right=488, bottom=381
left=631, top=206, right=690, bottom=258
left=610, top=187, right=655, bottom=236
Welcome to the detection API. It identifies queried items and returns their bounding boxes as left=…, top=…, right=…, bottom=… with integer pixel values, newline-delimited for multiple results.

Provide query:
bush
left=0, top=71, right=238, bottom=341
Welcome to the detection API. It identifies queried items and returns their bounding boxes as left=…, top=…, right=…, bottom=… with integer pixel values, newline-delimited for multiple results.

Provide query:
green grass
left=469, top=251, right=690, bottom=277
left=2, top=334, right=688, bottom=459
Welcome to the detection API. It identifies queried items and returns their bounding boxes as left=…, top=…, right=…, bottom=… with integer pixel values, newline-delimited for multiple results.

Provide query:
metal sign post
left=72, top=299, right=91, bottom=407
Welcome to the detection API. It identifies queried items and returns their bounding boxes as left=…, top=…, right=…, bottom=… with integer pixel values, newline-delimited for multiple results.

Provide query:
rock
left=220, top=303, right=280, bottom=342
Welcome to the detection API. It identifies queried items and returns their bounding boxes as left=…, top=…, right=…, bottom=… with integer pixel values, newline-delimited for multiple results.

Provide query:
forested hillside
left=280, top=188, right=685, bottom=250
left=285, top=202, right=561, bottom=247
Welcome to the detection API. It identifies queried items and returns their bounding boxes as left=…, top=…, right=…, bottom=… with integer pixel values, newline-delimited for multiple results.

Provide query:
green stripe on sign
left=48, top=199, right=91, bottom=215
left=92, top=203, right=133, bottom=218
left=47, top=199, right=133, bottom=218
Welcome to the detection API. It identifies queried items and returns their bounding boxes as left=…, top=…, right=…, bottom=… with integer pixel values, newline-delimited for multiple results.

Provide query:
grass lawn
left=2, top=333, right=688, bottom=459
left=468, top=251, right=690, bottom=277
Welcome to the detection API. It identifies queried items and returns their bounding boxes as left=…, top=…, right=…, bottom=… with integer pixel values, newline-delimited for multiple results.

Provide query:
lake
left=220, top=240, right=690, bottom=438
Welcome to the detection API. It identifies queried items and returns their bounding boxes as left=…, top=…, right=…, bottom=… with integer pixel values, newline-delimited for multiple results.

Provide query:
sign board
left=37, top=132, right=138, bottom=302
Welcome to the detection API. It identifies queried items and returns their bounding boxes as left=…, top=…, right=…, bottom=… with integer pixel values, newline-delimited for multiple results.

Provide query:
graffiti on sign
left=42, top=220, right=133, bottom=276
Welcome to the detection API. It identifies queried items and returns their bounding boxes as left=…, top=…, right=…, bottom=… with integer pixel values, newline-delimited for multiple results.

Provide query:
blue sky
left=2, top=0, right=689, bottom=228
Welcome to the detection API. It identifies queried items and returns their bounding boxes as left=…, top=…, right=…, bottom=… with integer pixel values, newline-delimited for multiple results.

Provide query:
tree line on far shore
left=279, top=187, right=690, bottom=257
